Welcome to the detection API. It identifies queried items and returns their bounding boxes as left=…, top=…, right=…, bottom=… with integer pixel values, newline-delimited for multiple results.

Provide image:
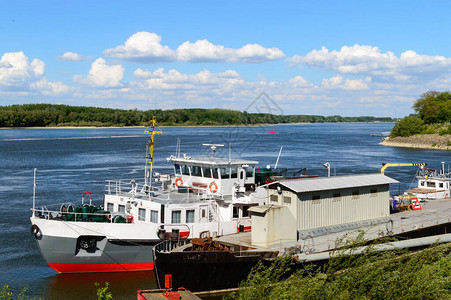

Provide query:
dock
left=216, top=198, right=451, bottom=256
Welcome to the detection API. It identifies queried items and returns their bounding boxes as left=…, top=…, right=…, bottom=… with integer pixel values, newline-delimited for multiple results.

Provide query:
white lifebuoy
left=209, top=181, right=218, bottom=193
left=175, top=177, right=183, bottom=187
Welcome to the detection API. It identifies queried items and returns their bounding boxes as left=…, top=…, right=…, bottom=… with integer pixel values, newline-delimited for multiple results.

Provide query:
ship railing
left=105, top=177, right=167, bottom=198
left=153, top=239, right=189, bottom=253
left=31, top=206, right=133, bottom=223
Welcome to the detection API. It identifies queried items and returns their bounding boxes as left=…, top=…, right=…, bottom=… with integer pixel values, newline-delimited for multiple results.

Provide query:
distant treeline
left=0, top=104, right=395, bottom=127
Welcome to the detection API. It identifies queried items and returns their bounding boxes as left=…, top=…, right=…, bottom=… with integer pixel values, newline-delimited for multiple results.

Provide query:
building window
left=118, top=205, right=125, bottom=213
left=150, top=210, right=158, bottom=223
left=370, top=189, right=377, bottom=197
left=352, top=191, right=360, bottom=199
left=233, top=206, right=239, bottom=218
left=333, top=193, right=341, bottom=201
left=138, top=208, right=146, bottom=221
left=283, top=196, right=291, bottom=204
left=186, top=210, right=195, bottom=223
left=106, top=203, right=114, bottom=212
left=270, top=195, right=278, bottom=202
left=312, top=195, right=321, bottom=204
left=171, top=210, right=181, bottom=224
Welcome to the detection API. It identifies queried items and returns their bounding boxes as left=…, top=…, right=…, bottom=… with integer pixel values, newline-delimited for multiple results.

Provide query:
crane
left=380, top=163, right=427, bottom=175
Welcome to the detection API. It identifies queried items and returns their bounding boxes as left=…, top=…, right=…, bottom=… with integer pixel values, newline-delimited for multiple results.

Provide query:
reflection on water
left=45, top=271, right=157, bottom=300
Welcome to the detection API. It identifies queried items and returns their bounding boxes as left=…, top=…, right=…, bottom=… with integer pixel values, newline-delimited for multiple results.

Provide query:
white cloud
left=73, top=58, right=125, bottom=87
left=103, top=32, right=176, bottom=63
left=322, top=76, right=369, bottom=90
left=0, top=51, right=69, bottom=96
left=104, top=31, right=284, bottom=63
left=289, top=44, right=451, bottom=83
left=58, top=52, right=93, bottom=62
left=0, top=52, right=44, bottom=87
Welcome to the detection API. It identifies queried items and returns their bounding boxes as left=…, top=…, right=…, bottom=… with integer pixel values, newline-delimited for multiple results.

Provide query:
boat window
left=245, top=167, right=254, bottom=178
left=420, top=181, right=425, bottom=186
left=151, top=210, right=158, bottom=223
left=202, top=167, right=212, bottom=178
left=212, top=168, right=219, bottom=179
left=231, top=167, right=238, bottom=178
left=186, top=210, right=195, bottom=223
left=174, top=164, right=181, bottom=175
left=118, top=205, right=125, bottom=213
left=427, top=181, right=436, bottom=188
left=219, top=167, right=230, bottom=179
left=270, top=195, right=278, bottom=202
left=138, top=208, right=146, bottom=221
left=171, top=210, right=181, bottom=224
left=240, top=170, right=244, bottom=180
left=106, top=203, right=114, bottom=212
left=201, top=208, right=206, bottom=218
left=233, top=206, right=239, bottom=218
left=242, top=206, right=250, bottom=217
left=191, top=166, right=202, bottom=177
left=439, top=183, right=444, bottom=188
left=181, top=164, right=190, bottom=175
left=283, top=196, right=291, bottom=204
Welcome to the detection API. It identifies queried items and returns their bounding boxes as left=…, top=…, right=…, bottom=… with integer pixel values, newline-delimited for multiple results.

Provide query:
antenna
left=32, top=168, right=36, bottom=217
left=203, top=144, right=224, bottom=157
left=144, top=116, right=162, bottom=187
left=274, top=146, right=283, bottom=169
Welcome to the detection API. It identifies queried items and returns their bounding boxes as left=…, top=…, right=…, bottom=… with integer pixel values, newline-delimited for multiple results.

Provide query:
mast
left=144, top=116, right=162, bottom=187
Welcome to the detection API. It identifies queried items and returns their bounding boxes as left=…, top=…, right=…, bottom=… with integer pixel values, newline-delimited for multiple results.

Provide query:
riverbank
left=380, top=134, right=451, bottom=151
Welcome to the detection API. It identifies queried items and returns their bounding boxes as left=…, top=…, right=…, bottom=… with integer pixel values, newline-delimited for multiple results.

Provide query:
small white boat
left=405, top=162, right=451, bottom=200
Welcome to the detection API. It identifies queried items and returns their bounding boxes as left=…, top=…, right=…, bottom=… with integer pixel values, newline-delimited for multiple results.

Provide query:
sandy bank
left=380, top=134, right=451, bottom=151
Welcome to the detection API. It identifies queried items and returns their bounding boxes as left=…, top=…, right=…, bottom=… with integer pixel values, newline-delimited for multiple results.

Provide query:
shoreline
left=380, top=134, right=451, bottom=151
left=0, top=121, right=394, bottom=130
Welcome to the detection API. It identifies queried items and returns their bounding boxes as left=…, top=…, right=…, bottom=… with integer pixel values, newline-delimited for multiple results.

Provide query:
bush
left=389, top=116, right=424, bottom=137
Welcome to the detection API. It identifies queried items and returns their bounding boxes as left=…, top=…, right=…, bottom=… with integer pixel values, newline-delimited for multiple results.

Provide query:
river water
left=0, top=123, right=449, bottom=299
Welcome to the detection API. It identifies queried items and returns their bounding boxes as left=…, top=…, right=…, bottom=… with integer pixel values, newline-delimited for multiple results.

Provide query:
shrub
left=390, top=116, right=424, bottom=137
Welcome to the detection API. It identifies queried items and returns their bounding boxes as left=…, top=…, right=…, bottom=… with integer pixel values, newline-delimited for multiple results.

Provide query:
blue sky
left=1, top=0, right=450, bottom=117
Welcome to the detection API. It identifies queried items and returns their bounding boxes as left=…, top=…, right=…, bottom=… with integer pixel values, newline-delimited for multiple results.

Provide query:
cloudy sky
left=1, top=0, right=450, bottom=117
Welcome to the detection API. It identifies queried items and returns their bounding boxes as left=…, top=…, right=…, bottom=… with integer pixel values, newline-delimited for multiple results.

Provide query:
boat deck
left=216, top=198, right=451, bottom=256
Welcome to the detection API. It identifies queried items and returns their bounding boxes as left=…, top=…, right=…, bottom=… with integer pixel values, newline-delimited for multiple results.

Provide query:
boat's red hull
left=48, top=262, right=154, bottom=273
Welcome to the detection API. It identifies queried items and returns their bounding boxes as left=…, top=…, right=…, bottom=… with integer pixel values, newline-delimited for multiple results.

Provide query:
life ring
left=175, top=177, right=183, bottom=187
left=30, top=224, right=42, bottom=239
left=209, top=181, right=218, bottom=193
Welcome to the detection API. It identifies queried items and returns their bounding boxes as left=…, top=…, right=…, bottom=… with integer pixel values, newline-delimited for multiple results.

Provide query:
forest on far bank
left=390, top=91, right=451, bottom=137
left=0, top=104, right=395, bottom=127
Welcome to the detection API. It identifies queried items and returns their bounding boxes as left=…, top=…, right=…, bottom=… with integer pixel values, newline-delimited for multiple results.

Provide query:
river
left=0, top=123, right=449, bottom=299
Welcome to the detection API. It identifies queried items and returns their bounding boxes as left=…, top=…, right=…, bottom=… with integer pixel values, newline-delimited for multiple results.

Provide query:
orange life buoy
left=209, top=181, right=218, bottom=193
left=175, top=177, right=183, bottom=187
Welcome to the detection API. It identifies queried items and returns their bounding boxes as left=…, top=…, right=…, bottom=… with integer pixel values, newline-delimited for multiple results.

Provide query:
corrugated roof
left=269, top=174, right=398, bottom=193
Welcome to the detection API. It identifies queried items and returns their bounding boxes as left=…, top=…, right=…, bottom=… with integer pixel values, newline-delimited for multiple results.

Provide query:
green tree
left=389, top=116, right=424, bottom=137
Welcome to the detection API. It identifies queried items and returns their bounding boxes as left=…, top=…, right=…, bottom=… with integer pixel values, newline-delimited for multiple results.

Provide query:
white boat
left=405, top=162, right=451, bottom=200
left=30, top=118, right=265, bottom=273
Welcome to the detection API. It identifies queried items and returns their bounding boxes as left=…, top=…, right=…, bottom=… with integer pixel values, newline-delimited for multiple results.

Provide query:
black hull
left=154, top=251, right=269, bottom=292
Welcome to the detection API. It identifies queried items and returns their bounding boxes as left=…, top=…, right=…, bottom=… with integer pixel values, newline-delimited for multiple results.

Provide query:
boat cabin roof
left=171, top=156, right=258, bottom=167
